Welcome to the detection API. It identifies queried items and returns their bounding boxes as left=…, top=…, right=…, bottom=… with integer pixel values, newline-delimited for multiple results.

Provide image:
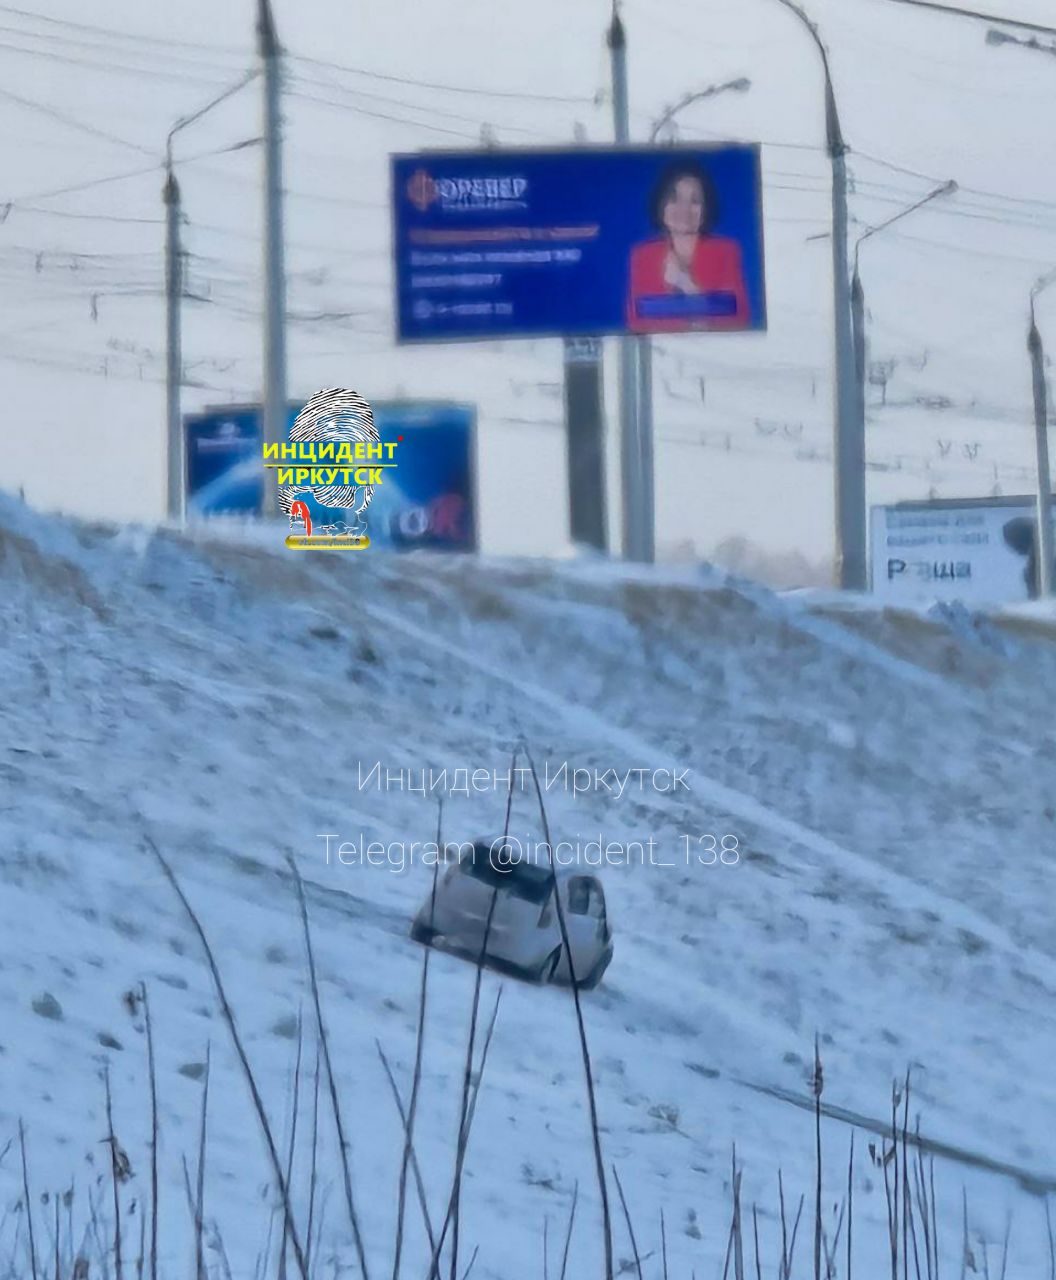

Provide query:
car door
left=560, top=875, right=607, bottom=981
left=444, top=844, right=554, bottom=969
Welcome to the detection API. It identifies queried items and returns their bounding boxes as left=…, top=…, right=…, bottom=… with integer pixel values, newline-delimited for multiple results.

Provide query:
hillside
left=3, top=494, right=1056, bottom=1277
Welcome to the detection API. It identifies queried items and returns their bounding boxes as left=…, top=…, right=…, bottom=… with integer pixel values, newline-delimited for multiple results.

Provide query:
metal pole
left=769, top=2, right=861, bottom=587
left=638, top=79, right=750, bottom=569
left=1028, top=310, right=1054, bottom=597
left=563, top=123, right=608, bottom=554
left=608, top=7, right=647, bottom=562
left=564, top=337, right=609, bottom=550
left=636, top=336, right=655, bottom=561
left=826, top=77, right=865, bottom=589
left=259, top=0, right=287, bottom=518
left=850, top=261, right=867, bottom=543
left=848, top=180, right=955, bottom=580
left=164, top=164, right=184, bottom=521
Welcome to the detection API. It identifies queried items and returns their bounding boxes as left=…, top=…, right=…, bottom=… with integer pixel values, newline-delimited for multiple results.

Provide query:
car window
left=461, top=843, right=552, bottom=904
left=567, top=876, right=593, bottom=915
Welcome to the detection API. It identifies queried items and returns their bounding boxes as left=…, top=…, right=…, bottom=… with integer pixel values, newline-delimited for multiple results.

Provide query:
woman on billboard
left=627, top=159, right=750, bottom=332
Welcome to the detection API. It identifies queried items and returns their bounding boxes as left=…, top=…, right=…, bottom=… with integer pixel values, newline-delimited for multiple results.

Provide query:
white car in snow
left=410, top=839, right=614, bottom=989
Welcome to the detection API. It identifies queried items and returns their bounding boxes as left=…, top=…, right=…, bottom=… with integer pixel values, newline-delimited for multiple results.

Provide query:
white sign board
left=870, top=499, right=1053, bottom=605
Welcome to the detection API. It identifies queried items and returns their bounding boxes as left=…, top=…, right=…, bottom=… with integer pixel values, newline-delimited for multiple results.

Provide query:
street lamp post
left=850, top=181, right=957, bottom=516
left=258, top=0, right=287, bottom=519
left=877, top=0, right=1056, bottom=596
left=768, top=0, right=863, bottom=589
left=1029, top=273, right=1055, bottom=598
left=637, top=76, right=751, bottom=565
left=163, top=70, right=258, bottom=522
left=163, top=168, right=183, bottom=522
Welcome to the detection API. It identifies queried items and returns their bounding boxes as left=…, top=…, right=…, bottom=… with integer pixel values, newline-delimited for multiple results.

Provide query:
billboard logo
left=407, top=168, right=437, bottom=212
left=406, top=168, right=529, bottom=213
left=262, top=388, right=401, bottom=551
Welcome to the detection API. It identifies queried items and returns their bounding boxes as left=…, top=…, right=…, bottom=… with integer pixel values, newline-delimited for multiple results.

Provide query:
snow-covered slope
left=3, top=494, right=1056, bottom=1278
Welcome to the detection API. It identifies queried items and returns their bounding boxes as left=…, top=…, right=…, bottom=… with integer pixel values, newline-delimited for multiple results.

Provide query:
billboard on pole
left=391, top=145, right=766, bottom=342
left=870, top=497, right=1056, bottom=604
left=185, top=408, right=262, bottom=518
left=184, top=401, right=477, bottom=550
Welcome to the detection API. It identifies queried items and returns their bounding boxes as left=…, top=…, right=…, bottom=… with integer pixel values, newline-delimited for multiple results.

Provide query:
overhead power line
left=286, top=69, right=545, bottom=135
left=0, top=83, right=154, bottom=155
left=0, top=33, right=235, bottom=88
left=0, top=3, right=249, bottom=56
left=290, top=51, right=595, bottom=104
left=3, top=139, right=259, bottom=205
left=880, top=0, right=1056, bottom=37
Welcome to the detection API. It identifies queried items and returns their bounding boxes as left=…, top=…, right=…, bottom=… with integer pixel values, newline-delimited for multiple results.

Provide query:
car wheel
left=530, top=947, right=563, bottom=985
left=410, top=918, right=436, bottom=946
left=578, top=945, right=613, bottom=991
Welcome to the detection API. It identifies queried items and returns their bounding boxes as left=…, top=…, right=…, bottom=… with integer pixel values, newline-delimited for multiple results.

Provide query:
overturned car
left=410, top=838, right=613, bottom=989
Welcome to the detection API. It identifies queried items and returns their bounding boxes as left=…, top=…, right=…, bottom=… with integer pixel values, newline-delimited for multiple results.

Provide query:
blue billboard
left=392, top=145, right=766, bottom=342
left=184, top=401, right=476, bottom=550
left=185, top=408, right=262, bottom=518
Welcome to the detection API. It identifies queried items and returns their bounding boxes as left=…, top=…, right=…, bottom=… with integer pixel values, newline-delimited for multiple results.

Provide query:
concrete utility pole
left=563, top=336, right=609, bottom=551
left=164, top=69, right=259, bottom=522
left=823, top=53, right=861, bottom=591
left=163, top=166, right=184, bottom=520
left=608, top=6, right=649, bottom=562
left=1029, top=286, right=1055, bottom=597
left=259, top=0, right=287, bottom=518
left=850, top=180, right=956, bottom=515
left=769, top=0, right=861, bottom=588
left=564, top=123, right=608, bottom=553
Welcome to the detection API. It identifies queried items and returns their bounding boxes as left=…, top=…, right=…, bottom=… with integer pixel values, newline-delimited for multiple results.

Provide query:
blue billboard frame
left=183, top=400, right=478, bottom=551
left=391, top=143, right=767, bottom=343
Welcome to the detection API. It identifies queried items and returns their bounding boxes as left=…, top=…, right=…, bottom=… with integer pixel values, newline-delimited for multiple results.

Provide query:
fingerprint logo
left=278, top=388, right=379, bottom=535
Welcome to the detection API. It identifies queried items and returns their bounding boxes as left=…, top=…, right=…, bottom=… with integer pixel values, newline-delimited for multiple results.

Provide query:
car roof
left=466, top=839, right=599, bottom=880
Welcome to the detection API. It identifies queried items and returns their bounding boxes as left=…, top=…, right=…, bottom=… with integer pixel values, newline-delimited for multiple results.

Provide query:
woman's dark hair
left=648, top=160, right=719, bottom=234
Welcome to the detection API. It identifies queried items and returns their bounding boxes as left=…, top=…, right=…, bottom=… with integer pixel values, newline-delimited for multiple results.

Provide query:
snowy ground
left=3, top=492, right=1056, bottom=1278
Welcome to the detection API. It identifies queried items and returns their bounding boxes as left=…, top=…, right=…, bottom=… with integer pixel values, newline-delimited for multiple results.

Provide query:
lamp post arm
left=769, top=0, right=845, bottom=155
left=166, top=69, right=259, bottom=168
left=854, top=179, right=957, bottom=270
left=649, top=78, right=751, bottom=143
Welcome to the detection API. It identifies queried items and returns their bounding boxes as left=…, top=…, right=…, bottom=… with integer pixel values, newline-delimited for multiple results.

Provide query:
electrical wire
left=3, top=139, right=261, bottom=204
left=0, top=4, right=249, bottom=57
left=289, top=51, right=594, bottom=105
left=286, top=69, right=547, bottom=138
left=0, top=34, right=235, bottom=89
left=0, top=83, right=154, bottom=155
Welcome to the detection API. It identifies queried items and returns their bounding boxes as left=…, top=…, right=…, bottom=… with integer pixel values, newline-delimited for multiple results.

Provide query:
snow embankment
left=2, top=493, right=1055, bottom=1278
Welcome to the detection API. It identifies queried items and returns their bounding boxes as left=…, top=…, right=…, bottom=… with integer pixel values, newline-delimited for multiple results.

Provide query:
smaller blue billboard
left=392, top=145, right=766, bottom=342
left=184, top=400, right=476, bottom=550
left=185, top=409, right=261, bottom=518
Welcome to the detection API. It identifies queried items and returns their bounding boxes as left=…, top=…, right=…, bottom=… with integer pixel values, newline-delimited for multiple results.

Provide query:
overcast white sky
left=3, top=0, right=1056, bottom=564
